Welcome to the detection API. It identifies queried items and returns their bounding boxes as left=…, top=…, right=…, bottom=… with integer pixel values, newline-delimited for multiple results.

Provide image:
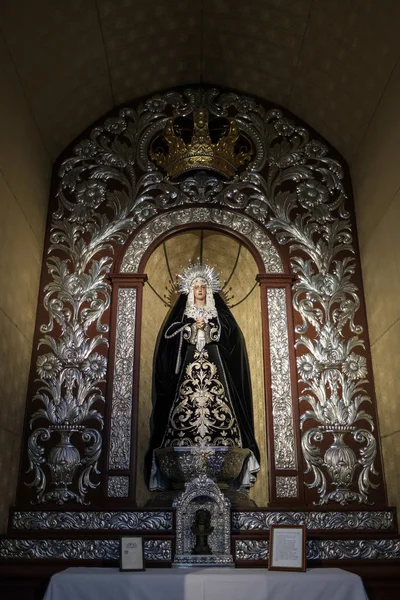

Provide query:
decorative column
left=257, top=274, right=304, bottom=505
left=106, top=274, right=147, bottom=502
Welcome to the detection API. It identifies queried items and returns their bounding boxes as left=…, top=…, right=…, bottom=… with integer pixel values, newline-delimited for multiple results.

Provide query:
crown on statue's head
left=149, top=109, right=253, bottom=179
left=177, top=262, right=222, bottom=295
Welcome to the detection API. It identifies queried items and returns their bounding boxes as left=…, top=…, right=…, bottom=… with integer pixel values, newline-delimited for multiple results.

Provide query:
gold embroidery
left=164, top=349, right=241, bottom=448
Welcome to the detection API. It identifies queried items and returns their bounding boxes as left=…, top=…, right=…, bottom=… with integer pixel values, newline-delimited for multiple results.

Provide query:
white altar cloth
left=43, top=566, right=368, bottom=600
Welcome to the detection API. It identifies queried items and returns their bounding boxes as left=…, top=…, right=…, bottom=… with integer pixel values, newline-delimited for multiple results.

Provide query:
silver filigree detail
left=121, top=208, right=283, bottom=274
left=174, top=554, right=235, bottom=566
left=307, top=539, right=400, bottom=560
left=236, top=540, right=269, bottom=561
left=174, top=474, right=233, bottom=566
left=0, top=538, right=172, bottom=561
left=143, top=540, right=172, bottom=561
left=232, top=510, right=394, bottom=531
left=235, top=539, right=400, bottom=561
left=25, top=86, right=380, bottom=507
left=109, top=288, right=136, bottom=470
left=276, top=476, right=298, bottom=498
left=267, top=288, right=296, bottom=470
left=26, top=107, right=139, bottom=502
left=11, top=510, right=173, bottom=531
left=107, top=476, right=129, bottom=498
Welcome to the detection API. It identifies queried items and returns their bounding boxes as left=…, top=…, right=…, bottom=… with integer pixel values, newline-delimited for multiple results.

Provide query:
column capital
left=109, top=273, right=148, bottom=286
left=256, top=273, right=294, bottom=285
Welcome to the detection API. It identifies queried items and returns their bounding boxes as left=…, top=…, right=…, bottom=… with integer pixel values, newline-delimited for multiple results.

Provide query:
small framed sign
left=268, top=525, right=306, bottom=572
left=120, top=536, right=145, bottom=571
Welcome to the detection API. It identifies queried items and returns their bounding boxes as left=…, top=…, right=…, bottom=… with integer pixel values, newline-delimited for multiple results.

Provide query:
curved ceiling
left=1, top=0, right=399, bottom=162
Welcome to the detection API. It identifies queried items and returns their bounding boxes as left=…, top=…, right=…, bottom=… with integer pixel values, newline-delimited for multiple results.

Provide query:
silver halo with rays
left=177, top=262, right=222, bottom=295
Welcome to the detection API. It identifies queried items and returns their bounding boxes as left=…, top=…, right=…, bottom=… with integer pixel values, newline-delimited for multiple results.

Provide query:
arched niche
left=136, top=228, right=268, bottom=506
left=18, top=86, right=385, bottom=513
left=107, top=210, right=304, bottom=507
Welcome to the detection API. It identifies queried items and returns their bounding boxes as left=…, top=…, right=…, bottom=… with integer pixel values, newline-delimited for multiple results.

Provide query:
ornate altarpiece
left=1, top=87, right=400, bottom=566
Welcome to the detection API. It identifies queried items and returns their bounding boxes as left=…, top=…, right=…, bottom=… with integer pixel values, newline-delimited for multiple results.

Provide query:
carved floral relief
left=25, top=88, right=380, bottom=507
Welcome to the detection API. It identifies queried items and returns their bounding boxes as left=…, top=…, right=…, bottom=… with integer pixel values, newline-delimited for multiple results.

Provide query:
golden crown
left=149, top=109, right=253, bottom=179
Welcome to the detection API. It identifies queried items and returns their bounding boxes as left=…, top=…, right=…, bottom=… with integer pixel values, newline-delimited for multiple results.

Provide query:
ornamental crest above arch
left=120, top=208, right=283, bottom=274
left=25, top=86, right=381, bottom=508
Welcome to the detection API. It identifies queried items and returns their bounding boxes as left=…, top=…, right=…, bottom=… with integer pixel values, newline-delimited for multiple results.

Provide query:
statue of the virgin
left=146, top=262, right=260, bottom=491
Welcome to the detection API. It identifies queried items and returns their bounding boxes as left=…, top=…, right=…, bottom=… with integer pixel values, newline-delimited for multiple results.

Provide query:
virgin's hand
left=196, top=317, right=205, bottom=329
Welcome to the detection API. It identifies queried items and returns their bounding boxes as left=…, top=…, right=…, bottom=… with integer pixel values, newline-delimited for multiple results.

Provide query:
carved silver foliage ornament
left=11, top=510, right=173, bottom=531
left=121, top=207, right=283, bottom=274
left=11, top=508, right=393, bottom=533
left=26, top=105, right=149, bottom=503
left=235, top=539, right=400, bottom=561
left=0, top=538, right=172, bottom=561
left=232, top=510, right=394, bottom=531
left=26, top=87, right=379, bottom=507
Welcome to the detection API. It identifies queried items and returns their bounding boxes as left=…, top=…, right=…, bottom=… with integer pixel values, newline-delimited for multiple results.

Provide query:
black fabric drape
left=145, top=293, right=260, bottom=486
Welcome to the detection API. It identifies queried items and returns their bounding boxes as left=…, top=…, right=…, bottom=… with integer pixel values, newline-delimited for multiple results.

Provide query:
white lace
left=185, top=296, right=218, bottom=351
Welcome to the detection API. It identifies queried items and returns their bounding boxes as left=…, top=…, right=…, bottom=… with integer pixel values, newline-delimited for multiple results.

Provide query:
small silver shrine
left=173, top=470, right=234, bottom=567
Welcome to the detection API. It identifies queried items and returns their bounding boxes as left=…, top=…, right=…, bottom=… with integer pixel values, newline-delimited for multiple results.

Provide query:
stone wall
left=351, top=59, right=400, bottom=520
left=0, top=31, right=50, bottom=531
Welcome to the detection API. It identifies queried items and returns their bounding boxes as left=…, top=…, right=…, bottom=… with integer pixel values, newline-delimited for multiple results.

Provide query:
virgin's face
left=193, top=280, right=207, bottom=304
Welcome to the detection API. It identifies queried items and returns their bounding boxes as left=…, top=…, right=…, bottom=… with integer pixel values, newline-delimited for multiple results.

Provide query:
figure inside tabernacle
left=191, top=508, right=214, bottom=555
left=146, top=262, right=260, bottom=490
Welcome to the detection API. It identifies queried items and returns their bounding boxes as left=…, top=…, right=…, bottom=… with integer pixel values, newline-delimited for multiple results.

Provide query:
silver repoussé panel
left=267, top=288, right=296, bottom=469
left=107, top=476, right=129, bottom=497
left=276, top=476, right=298, bottom=498
left=174, top=474, right=232, bottom=563
left=0, top=539, right=172, bottom=561
left=11, top=510, right=173, bottom=531
left=26, top=87, right=379, bottom=507
left=232, top=510, right=394, bottom=531
left=121, top=207, right=283, bottom=274
left=109, top=288, right=137, bottom=470
left=236, top=539, right=400, bottom=561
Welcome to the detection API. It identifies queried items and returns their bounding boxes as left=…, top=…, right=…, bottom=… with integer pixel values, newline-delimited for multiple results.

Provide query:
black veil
left=145, top=293, right=260, bottom=485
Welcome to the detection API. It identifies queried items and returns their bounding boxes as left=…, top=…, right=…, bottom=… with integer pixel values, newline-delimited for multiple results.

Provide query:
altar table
left=43, top=566, right=368, bottom=600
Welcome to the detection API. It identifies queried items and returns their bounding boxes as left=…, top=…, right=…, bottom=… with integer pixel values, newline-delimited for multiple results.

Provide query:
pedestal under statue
left=145, top=262, right=260, bottom=504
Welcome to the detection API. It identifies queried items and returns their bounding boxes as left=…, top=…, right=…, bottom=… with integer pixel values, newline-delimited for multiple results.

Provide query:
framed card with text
left=268, top=525, right=306, bottom=572
left=120, top=536, right=145, bottom=571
